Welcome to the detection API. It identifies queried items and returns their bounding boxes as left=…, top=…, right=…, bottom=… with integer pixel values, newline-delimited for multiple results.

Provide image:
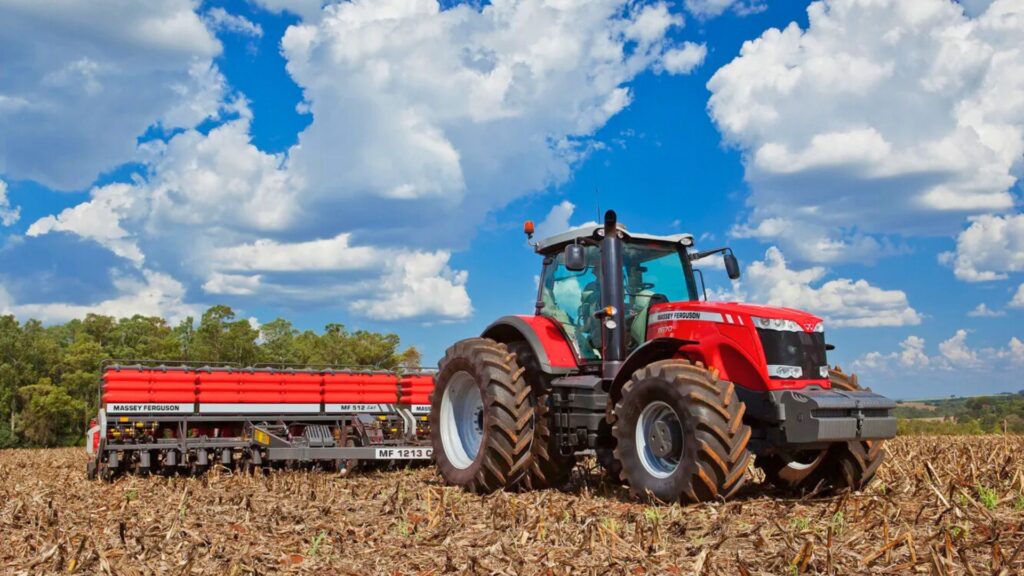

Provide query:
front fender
left=608, top=337, right=697, bottom=405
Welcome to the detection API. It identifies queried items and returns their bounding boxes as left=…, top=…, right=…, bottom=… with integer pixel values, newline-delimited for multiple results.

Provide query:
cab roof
left=534, top=224, right=694, bottom=252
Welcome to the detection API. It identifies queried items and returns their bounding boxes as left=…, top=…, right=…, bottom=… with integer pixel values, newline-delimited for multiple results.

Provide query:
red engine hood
left=651, top=301, right=823, bottom=330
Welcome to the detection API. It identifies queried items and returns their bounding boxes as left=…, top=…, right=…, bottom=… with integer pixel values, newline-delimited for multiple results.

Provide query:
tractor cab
left=534, top=226, right=697, bottom=360
left=530, top=218, right=741, bottom=371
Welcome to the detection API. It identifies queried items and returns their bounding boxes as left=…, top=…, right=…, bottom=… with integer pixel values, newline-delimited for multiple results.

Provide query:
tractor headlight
left=767, top=365, right=804, bottom=378
left=752, top=316, right=803, bottom=332
left=819, top=366, right=830, bottom=378
left=813, top=322, right=824, bottom=333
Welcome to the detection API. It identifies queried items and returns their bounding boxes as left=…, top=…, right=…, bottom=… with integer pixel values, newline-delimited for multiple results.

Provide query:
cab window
left=622, top=244, right=689, bottom=350
left=539, top=247, right=602, bottom=361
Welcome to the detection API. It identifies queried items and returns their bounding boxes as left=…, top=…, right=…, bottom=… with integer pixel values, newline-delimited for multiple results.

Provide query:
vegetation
left=0, top=305, right=420, bottom=448
left=895, top=393, right=1024, bottom=435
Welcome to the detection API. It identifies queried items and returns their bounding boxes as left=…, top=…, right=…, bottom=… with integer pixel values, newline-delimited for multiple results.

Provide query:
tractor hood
left=649, top=301, right=823, bottom=331
left=646, top=300, right=830, bottom=391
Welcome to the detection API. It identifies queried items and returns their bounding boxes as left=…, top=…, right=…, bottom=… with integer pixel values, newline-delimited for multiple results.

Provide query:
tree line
left=895, top=393, right=1024, bottom=435
left=0, top=305, right=421, bottom=448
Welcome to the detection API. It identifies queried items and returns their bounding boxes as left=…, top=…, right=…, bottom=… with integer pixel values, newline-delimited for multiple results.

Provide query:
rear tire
left=612, top=360, right=752, bottom=503
left=430, top=338, right=534, bottom=493
left=757, top=367, right=885, bottom=493
left=523, top=392, right=576, bottom=490
left=507, top=342, right=575, bottom=491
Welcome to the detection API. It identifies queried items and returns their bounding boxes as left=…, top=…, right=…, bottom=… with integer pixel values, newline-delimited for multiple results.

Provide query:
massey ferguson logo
left=804, top=323, right=815, bottom=330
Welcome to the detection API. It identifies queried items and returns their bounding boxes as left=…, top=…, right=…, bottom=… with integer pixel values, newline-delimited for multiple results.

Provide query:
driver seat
left=629, top=291, right=669, bottom=349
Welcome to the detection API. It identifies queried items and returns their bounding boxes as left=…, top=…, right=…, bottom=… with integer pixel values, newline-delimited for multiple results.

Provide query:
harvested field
left=2, top=436, right=1023, bottom=575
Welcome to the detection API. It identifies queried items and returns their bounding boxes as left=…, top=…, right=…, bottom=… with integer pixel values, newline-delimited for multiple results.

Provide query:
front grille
left=757, top=329, right=827, bottom=379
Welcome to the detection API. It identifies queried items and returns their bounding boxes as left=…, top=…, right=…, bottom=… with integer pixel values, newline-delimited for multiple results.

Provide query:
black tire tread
left=611, top=359, right=752, bottom=503
left=504, top=341, right=576, bottom=491
left=430, top=338, right=534, bottom=493
left=523, top=392, right=575, bottom=490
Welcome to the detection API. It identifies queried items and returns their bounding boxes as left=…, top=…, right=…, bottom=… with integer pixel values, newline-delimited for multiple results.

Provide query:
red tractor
left=429, top=211, right=896, bottom=502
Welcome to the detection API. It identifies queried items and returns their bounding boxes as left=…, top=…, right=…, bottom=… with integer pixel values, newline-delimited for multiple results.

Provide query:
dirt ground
left=1, top=436, right=1023, bottom=575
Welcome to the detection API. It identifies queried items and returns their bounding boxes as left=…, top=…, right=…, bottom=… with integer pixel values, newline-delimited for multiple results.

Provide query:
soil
left=1, top=436, right=1022, bottom=575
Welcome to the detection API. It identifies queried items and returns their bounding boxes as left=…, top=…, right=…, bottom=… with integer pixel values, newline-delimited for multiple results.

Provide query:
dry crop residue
left=1, top=436, right=1023, bottom=575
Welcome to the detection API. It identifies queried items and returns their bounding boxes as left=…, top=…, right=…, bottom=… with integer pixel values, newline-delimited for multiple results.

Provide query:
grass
left=307, top=531, right=327, bottom=556
left=977, top=485, right=999, bottom=510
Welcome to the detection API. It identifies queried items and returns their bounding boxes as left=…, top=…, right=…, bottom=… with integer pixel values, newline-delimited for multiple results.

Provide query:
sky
left=0, top=0, right=1022, bottom=399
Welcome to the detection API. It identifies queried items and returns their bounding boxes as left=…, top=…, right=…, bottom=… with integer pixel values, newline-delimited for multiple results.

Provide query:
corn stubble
left=1, top=436, right=1022, bottom=575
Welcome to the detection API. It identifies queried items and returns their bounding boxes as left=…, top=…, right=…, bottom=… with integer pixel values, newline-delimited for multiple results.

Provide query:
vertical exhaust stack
left=600, top=209, right=626, bottom=380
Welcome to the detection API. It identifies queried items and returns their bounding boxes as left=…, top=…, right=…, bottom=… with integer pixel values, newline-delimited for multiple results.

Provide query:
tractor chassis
left=544, top=376, right=897, bottom=456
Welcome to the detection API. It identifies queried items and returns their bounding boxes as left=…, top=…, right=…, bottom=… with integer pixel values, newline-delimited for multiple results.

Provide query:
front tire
left=757, top=367, right=885, bottom=493
left=612, top=360, right=752, bottom=503
left=430, top=338, right=534, bottom=493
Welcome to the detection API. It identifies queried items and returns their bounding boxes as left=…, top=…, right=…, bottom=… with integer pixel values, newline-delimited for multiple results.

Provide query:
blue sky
left=0, top=0, right=1022, bottom=398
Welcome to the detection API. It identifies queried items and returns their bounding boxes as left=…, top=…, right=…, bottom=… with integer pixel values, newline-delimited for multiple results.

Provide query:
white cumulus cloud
left=203, top=7, right=263, bottom=37
left=281, top=0, right=699, bottom=246
left=942, top=213, right=1024, bottom=282
left=5, top=269, right=197, bottom=324
left=0, top=179, right=20, bottom=226
left=533, top=200, right=598, bottom=241
left=728, top=246, right=922, bottom=327
left=28, top=183, right=145, bottom=264
left=1010, top=283, right=1024, bottom=308
left=349, top=251, right=471, bottom=321
left=968, top=303, right=1005, bottom=317
left=16, top=0, right=704, bottom=323
left=661, top=42, right=708, bottom=75
left=209, top=233, right=379, bottom=273
left=854, top=328, right=1024, bottom=373
left=0, top=0, right=225, bottom=190
left=707, top=0, right=1024, bottom=263
left=684, top=0, right=766, bottom=19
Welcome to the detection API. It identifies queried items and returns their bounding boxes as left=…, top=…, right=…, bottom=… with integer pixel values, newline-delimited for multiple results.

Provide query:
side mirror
left=564, top=244, right=586, bottom=272
left=724, top=253, right=741, bottom=280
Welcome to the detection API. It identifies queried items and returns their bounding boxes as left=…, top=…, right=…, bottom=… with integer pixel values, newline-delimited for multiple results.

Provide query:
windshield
left=539, top=241, right=693, bottom=360
left=622, top=243, right=690, bottom=303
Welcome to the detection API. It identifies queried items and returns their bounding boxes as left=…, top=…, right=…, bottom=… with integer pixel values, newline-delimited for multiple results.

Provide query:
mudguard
left=481, top=315, right=579, bottom=374
left=608, top=337, right=697, bottom=404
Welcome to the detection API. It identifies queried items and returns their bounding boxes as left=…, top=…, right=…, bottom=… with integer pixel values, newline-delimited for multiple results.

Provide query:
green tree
left=173, top=316, right=196, bottom=360
left=61, top=334, right=104, bottom=374
left=259, top=318, right=298, bottom=364
left=16, top=380, right=88, bottom=446
left=82, top=314, right=117, bottom=348
left=193, top=306, right=259, bottom=364
left=109, top=315, right=177, bottom=360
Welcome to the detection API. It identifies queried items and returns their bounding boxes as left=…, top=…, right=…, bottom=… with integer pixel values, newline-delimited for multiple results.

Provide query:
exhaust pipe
left=600, top=210, right=626, bottom=380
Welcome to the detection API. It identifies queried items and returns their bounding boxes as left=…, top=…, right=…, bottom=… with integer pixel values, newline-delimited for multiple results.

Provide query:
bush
left=16, top=382, right=90, bottom=447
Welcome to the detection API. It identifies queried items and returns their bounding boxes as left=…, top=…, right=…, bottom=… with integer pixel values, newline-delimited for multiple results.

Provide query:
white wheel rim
left=636, top=400, right=682, bottom=479
left=777, top=450, right=828, bottom=483
left=439, top=371, right=484, bottom=470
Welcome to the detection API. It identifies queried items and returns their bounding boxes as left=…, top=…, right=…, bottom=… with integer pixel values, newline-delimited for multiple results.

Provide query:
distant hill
left=895, top=393, right=1024, bottom=435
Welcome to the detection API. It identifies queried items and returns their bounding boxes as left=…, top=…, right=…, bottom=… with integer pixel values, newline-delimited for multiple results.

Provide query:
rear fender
left=481, top=316, right=579, bottom=375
